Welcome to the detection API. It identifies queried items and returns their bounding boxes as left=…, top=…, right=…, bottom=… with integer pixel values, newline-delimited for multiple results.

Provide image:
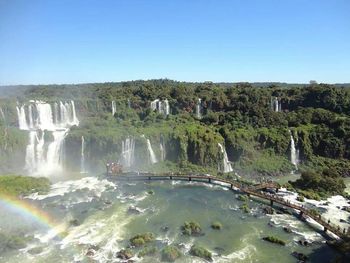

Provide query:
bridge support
left=299, top=211, right=304, bottom=217
left=270, top=200, right=273, bottom=206
left=230, top=184, right=233, bottom=189
left=208, top=178, right=211, bottom=183
left=324, top=227, right=327, bottom=233
left=148, top=176, right=151, bottom=180
left=276, top=188, right=279, bottom=193
left=170, top=176, right=172, bottom=180
left=189, top=177, right=192, bottom=181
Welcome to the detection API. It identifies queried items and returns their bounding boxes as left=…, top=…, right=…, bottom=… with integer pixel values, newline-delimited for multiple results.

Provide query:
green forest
left=0, top=80, right=349, bottom=177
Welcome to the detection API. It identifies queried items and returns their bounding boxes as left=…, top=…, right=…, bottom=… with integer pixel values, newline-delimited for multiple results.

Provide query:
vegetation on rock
left=161, top=245, right=181, bottom=262
left=181, top=221, right=202, bottom=236
left=129, top=232, right=155, bottom=247
left=0, top=175, right=50, bottom=197
left=211, top=221, right=223, bottom=230
left=189, top=245, right=213, bottom=261
left=262, top=236, right=286, bottom=246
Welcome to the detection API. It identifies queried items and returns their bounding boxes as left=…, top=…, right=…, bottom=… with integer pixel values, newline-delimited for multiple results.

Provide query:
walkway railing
left=109, top=172, right=348, bottom=239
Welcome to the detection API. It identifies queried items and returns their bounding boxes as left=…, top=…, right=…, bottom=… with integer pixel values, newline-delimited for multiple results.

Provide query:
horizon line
left=1, top=78, right=350, bottom=87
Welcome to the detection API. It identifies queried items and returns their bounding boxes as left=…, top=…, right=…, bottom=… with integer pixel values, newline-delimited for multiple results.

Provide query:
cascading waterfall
left=16, top=104, right=28, bottom=130
left=271, top=97, right=282, bottom=112
left=80, top=136, right=87, bottom=173
left=17, top=100, right=79, bottom=176
left=120, top=137, right=135, bottom=167
left=146, top=138, right=158, bottom=164
left=160, top=141, right=166, bottom=161
left=127, top=99, right=131, bottom=109
left=150, top=99, right=170, bottom=116
left=218, top=143, right=233, bottom=173
left=196, top=98, right=202, bottom=119
left=289, top=130, right=300, bottom=170
left=112, top=101, right=116, bottom=116
left=0, top=107, right=6, bottom=124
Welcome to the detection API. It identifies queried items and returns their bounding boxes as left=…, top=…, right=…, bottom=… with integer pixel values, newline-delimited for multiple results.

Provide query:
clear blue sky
left=0, top=0, right=349, bottom=85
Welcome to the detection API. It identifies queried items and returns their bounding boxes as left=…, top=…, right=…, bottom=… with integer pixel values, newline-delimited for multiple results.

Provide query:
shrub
left=237, top=194, right=249, bottom=202
left=161, top=246, right=181, bottom=262
left=189, top=245, right=213, bottom=261
left=262, top=236, right=286, bottom=246
left=181, top=221, right=202, bottom=236
left=138, top=246, right=156, bottom=257
left=240, top=203, right=250, bottom=213
left=130, top=232, right=155, bottom=247
left=211, top=221, right=223, bottom=230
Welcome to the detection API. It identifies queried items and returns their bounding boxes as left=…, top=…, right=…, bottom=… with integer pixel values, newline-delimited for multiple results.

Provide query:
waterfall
left=160, top=142, right=166, bottom=161
left=120, top=137, right=135, bottom=167
left=0, top=107, right=6, bottom=124
left=218, top=143, right=233, bottom=173
left=290, top=130, right=300, bottom=170
left=146, top=139, right=158, bottom=164
left=112, top=101, right=116, bottom=116
left=28, top=104, right=34, bottom=129
left=16, top=105, right=28, bottom=130
left=196, top=98, right=202, bottom=119
left=271, top=97, right=281, bottom=112
left=150, top=99, right=170, bottom=116
left=16, top=100, right=79, bottom=177
left=127, top=99, right=131, bottom=109
left=24, top=131, right=37, bottom=173
left=163, top=99, right=170, bottom=115
left=80, top=136, right=87, bottom=173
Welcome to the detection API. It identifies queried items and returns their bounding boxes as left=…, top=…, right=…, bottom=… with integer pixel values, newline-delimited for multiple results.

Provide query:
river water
left=0, top=175, right=346, bottom=263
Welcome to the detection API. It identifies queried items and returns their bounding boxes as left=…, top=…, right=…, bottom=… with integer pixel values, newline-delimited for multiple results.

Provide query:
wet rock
left=89, top=244, right=100, bottom=251
left=28, top=247, right=43, bottom=255
left=262, top=206, right=275, bottom=215
left=161, top=226, right=169, bottom=232
left=116, top=249, right=134, bottom=260
left=341, top=206, right=350, bottom=213
left=104, top=200, right=112, bottom=205
left=128, top=206, right=141, bottom=215
left=86, top=249, right=95, bottom=257
left=267, top=222, right=274, bottom=227
left=283, top=227, right=292, bottom=233
left=339, top=219, right=348, bottom=223
left=292, top=251, right=309, bottom=261
left=69, top=219, right=80, bottom=227
left=298, top=239, right=310, bottom=246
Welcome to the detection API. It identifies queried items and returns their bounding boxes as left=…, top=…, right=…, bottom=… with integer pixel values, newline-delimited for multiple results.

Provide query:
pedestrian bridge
left=109, top=172, right=348, bottom=240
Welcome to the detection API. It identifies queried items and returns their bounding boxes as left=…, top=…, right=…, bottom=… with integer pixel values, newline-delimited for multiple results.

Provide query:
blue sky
left=0, top=0, right=349, bottom=85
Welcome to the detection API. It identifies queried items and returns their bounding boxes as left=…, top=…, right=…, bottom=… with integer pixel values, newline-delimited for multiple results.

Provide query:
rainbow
left=0, top=193, right=65, bottom=238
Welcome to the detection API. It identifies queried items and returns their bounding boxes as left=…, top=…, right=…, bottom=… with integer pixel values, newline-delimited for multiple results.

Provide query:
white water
left=80, top=136, right=87, bottom=173
left=196, top=98, right=202, bottom=119
left=120, top=137, right=135, bottom=167
left=17, top=100, right=79, bottom=177
left=111, top=101, right=116, bottom=116
left=160, top=141, right=166, bottom=161
left=146, top=139, right=158, bottom=164
left=289, top=130, right=300, bottom=169
left=0, top=107, right=5, bottom=122
left=150, top=98, right=170, bottom=115
left=218, top=143, right=233, bottom=173
left=271, top=97, right=281, bottom=112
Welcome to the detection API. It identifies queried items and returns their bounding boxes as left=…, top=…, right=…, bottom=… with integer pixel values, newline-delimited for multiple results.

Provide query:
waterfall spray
left=112, top=101, right=116, bottom=116
left=289, top=130, right=300, bottom=170
left=196, top=98, right=202, bottom=119
left=80, top=136, right=87, bottom=173
left=218, top=143, right=233, bottom=173
left=120, top=137, right=135, bottom=167
left=17, top=100, right=79, bottom=177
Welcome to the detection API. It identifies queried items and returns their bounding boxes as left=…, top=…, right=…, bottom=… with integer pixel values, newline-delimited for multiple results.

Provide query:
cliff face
left=1, top=81, right=349, bottom=176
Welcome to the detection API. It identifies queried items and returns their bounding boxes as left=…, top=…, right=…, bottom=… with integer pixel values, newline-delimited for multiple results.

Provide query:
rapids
left=0, top=175, right=344, bottom=263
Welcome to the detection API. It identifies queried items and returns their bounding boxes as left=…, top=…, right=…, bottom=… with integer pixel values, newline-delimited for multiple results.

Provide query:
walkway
left=109, top=172, right=348, bottom=240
